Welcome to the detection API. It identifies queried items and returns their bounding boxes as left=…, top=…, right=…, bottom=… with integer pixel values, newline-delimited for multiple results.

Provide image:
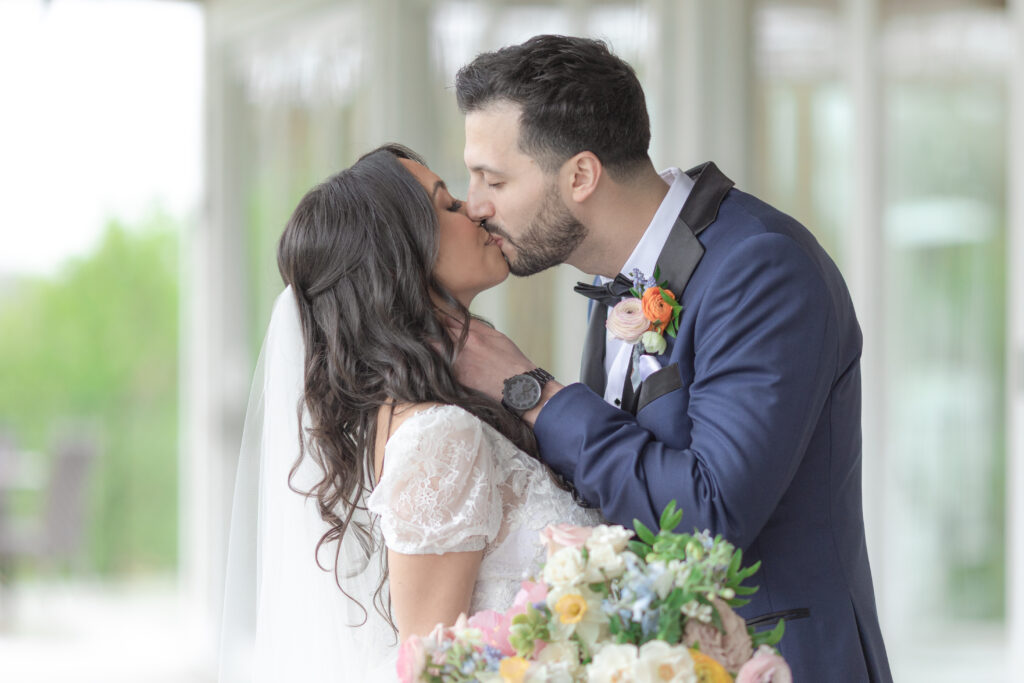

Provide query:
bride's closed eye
left=447, top=199, right=464, bottom=212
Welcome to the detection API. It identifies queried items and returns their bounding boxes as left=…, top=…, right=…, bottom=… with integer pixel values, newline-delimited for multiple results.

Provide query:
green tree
left=0, top=213, right=179, bottom=574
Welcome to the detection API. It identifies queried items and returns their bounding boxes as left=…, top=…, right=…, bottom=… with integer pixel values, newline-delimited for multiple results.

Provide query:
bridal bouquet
left=397, top=502, right=792, bottom=682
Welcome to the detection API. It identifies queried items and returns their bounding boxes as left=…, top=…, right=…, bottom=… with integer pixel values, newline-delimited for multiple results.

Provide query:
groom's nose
left=466, top=179, right=494, bottom=223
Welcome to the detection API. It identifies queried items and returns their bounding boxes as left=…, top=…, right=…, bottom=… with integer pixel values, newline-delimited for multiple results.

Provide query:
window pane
left=883, top=79, right=1007, bottom=622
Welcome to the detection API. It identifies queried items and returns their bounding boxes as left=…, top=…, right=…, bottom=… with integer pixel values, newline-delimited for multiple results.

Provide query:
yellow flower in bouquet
left=554, top=593, right=588, bottom=624
left=690, top=649, right=732, bottom=683
left=499, top=656, right=530, bottom=682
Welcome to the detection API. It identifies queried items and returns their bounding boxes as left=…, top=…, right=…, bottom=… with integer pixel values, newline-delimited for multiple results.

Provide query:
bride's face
left=400, top=158, right=509, bottom=306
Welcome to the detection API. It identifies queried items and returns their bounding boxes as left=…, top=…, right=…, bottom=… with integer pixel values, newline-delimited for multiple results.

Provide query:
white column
left=843, top=0, right=888, bottom=628
left=1007, top=0, right=1024, bottom=668
left=365, top=0, right=440, bottom=161
left=181, top=10, right=253, bottom=650
left=649, top=0, right=752, bottom=184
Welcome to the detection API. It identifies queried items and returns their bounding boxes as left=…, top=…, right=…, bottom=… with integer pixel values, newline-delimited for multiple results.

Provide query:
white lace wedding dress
left=368, top=404, right=603, bottom=616
left=219, top=288, right=601, bottom=682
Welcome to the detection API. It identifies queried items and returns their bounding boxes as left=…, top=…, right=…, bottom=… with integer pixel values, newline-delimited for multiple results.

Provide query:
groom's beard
left=485, top=183, right=587, bottom=277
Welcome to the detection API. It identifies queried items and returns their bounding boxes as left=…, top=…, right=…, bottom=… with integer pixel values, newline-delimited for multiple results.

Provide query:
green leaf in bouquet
left=628, top=540, right=651, bottom=557
left=750, top=619, right=786, bottom=649
left=610, top=613, right=641, bottom=644
left=659, top=500, right=684, bottom=532
left=733, top=585, right=758, bottom=596
left=734, top=560, right=761, bottom=582
left=657, top=588, right=686, bottom=643
left=727, top=548, right=743, bottom=579
left=508, top=604, right=551, bottom=658
left=634, top=519, right=658, bottom=546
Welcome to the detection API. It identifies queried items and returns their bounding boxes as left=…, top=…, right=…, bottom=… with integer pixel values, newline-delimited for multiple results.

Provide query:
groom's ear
left=564, top=151, right=602, bottom=204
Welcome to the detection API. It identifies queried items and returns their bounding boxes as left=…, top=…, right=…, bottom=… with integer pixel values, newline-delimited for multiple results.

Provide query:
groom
left=451, top=35, right=892, bottom=682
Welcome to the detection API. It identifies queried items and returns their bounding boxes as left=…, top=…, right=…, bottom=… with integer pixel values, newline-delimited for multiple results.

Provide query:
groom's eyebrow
left=468, top=164, right=502, bottom=176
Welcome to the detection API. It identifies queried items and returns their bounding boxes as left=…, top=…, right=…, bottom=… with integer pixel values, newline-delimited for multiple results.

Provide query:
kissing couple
left=220, top=35, right=892, bottom=682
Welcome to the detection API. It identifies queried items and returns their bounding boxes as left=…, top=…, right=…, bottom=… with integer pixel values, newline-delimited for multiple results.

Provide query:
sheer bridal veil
left=219, top=286, right=397, bottom=682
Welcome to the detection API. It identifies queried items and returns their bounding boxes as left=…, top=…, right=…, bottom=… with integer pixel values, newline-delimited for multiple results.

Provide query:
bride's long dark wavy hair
left=276, top=144, right=539, bottom=632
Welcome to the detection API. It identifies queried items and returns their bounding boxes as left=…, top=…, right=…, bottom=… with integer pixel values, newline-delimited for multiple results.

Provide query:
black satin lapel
left=681, top=161, right=735, bottom=234
left=658, top=218, right=705, bottom=298
left=657, top=162, right=734, bottom=296
left=579, top=300, right=607, bottom=395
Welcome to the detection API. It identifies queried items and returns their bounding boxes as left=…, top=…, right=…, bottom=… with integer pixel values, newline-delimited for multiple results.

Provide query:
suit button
left=614, top=399, right=621, bottom=406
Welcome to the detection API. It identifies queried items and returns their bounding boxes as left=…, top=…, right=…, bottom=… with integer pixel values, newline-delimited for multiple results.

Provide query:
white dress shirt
left=602, top=167, right=694, bottom=406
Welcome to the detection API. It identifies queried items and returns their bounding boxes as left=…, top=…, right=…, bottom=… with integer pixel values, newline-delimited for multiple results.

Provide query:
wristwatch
left=501, top=367, right=554, bottom=417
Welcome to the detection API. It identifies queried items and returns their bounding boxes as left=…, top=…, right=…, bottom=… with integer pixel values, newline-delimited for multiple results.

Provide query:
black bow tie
left=574, top=273, right=634, bottom=307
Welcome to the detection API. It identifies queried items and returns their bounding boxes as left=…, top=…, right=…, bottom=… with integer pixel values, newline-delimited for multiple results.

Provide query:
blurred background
left=0, top=0, right=1021, bottom=680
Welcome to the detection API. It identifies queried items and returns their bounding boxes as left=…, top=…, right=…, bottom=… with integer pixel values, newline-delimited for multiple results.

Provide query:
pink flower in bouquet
left=539, top=523, right=593, bottom=555
left=606, top=298, right=652, bottom=344
left=468, top=609, right=515, bottom=656
left=512, top=580, right=549, bottom=613
left=735, top=646, right=792, bottom=683
left=681, top=598, right=753, bottom=673
left=396, top=636, right=426, bottom=683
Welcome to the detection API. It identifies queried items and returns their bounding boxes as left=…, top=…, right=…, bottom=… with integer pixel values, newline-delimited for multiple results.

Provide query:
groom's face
left=464, top=103, right=586, bottom=276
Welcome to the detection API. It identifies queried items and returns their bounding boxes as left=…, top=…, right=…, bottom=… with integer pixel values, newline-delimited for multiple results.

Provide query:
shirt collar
left=601, top=167, right=695, bottom=285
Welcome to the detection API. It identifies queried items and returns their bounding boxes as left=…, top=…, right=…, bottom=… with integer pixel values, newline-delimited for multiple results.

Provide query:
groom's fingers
left=444, top=320, right=535, bottom=401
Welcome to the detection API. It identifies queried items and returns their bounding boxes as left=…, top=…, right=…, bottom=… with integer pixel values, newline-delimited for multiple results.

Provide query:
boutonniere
left=606, top=267, right=682, bottom=389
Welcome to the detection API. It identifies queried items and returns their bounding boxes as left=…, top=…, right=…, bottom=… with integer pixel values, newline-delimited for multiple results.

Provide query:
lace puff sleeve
left=366, top=405, right=504, bottom=555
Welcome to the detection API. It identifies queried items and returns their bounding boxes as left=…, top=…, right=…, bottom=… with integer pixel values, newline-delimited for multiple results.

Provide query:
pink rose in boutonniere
left=606, top=299, right=651, bottom=344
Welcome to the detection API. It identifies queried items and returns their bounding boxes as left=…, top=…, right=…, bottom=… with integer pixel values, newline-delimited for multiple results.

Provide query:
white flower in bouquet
left=634, top=640, right=697, bottom=683
left=543, top=546, right=587, bottom=587
left=586, top=524, right=634, bottom=553
left=527, top=661, right=577, bottom=683
left=586, top=642, right=639, bottom=683
left=649, top=560, right=676, bottom=600
left=547, top=585, right=606, bottom=649
left=534, top=638, right=583, bottom=680
left=583, top=541, right=627, bottom=581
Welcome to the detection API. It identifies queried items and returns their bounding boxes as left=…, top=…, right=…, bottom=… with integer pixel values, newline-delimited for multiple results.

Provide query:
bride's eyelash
left=448, top=199, right=463, bottom=212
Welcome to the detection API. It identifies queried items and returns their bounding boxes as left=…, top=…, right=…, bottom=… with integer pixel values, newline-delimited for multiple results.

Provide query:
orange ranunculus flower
left=690, top=649, right=733, bottom=683
left=642, top=286, right=677, bottom=331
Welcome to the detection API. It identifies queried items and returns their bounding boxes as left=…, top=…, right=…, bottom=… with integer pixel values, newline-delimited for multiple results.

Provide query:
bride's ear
left=564, top=151, right=602, bottom=204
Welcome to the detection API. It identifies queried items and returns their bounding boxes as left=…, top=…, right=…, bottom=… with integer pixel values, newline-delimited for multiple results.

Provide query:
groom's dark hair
left=455, top=34, right=651, bottom=180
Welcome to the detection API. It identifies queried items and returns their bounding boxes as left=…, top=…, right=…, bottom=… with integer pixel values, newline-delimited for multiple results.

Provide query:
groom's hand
left=447, top=318, right=563, bottom=426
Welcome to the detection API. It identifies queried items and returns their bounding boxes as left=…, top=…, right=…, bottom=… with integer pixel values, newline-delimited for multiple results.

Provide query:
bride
left=219, top=144, right=601, bottom=681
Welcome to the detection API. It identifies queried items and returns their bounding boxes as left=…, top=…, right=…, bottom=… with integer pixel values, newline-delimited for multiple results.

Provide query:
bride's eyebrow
left=431, top=180, right=447, bottom=201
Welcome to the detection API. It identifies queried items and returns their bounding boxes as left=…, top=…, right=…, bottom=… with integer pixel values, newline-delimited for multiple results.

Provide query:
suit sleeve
left=535, top=232, right=839, bottom=549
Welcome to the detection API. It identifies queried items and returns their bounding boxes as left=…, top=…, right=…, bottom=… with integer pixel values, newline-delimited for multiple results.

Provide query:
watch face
left=504, top=374, right=542, bottom=411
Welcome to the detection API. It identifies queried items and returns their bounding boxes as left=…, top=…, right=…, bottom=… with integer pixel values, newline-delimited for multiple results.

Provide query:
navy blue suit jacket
left=535, top=163, right=892, bottom=682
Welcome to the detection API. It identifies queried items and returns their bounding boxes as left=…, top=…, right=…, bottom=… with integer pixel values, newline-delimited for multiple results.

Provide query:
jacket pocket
left=636, top=363, right=683, bottom=413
